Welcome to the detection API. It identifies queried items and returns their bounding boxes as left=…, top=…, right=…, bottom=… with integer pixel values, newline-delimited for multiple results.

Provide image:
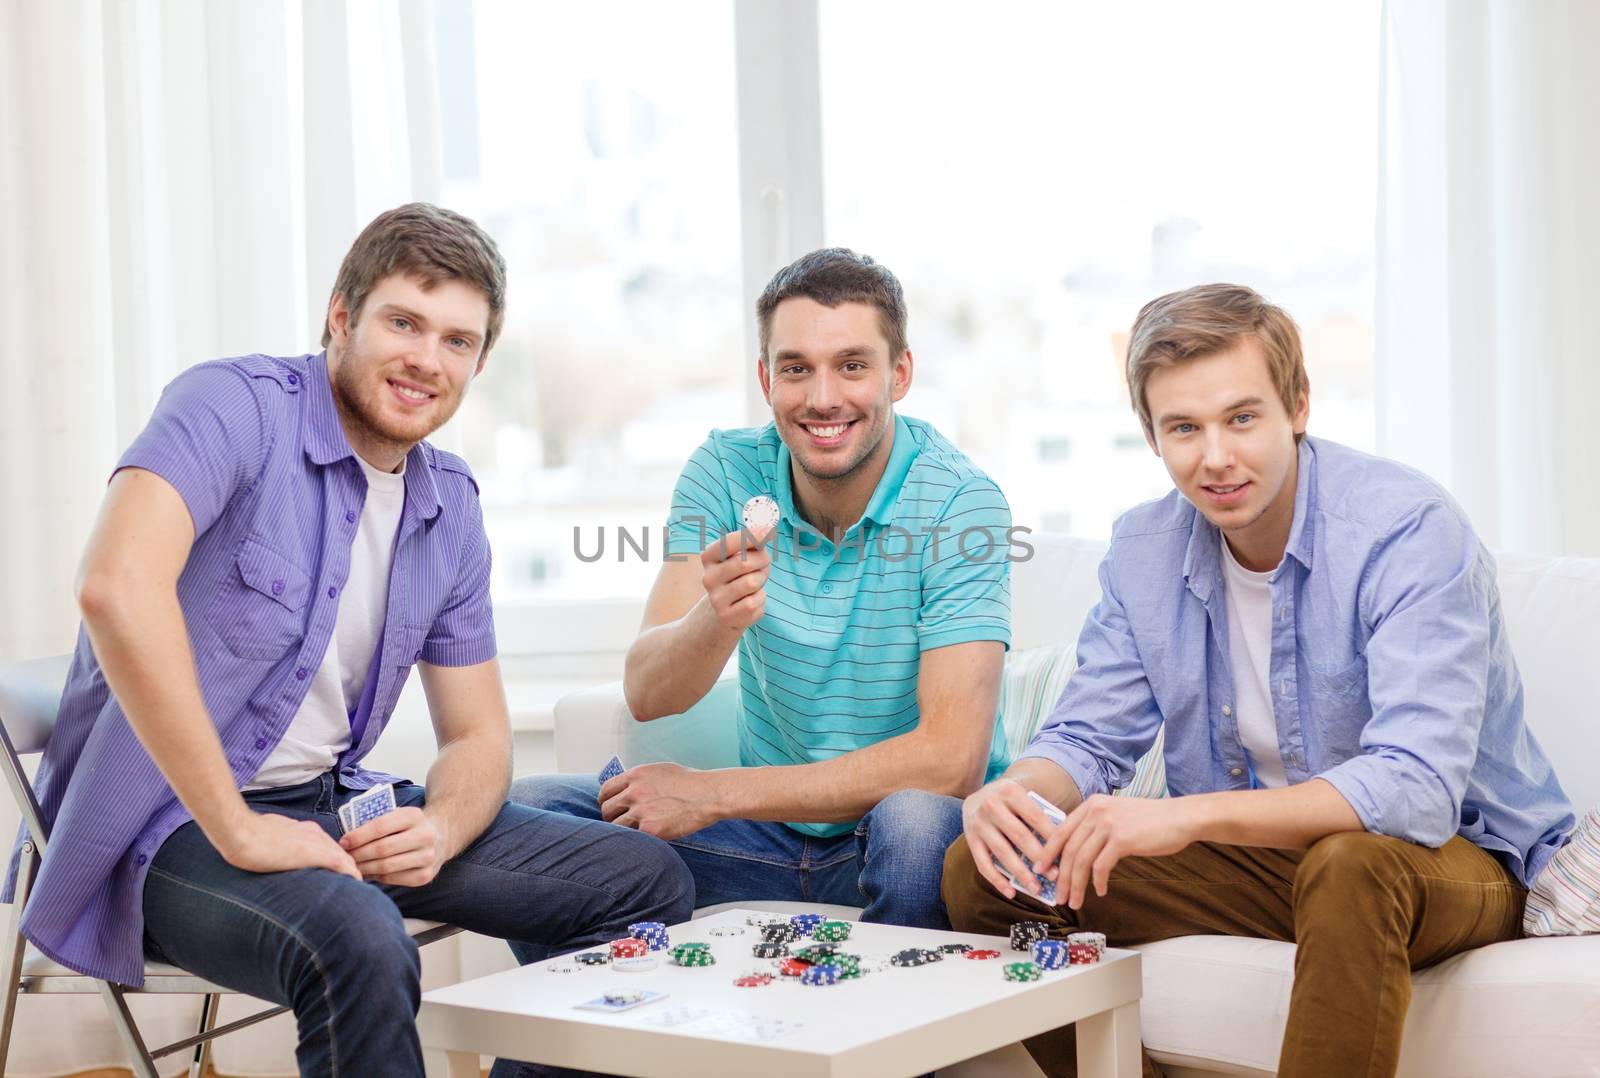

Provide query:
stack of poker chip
left=799, top=964, right=840, bottom=986
left=789, top=912, right=825, bottom=937
left=811, top=920, right=852, bottom=943
left=1031, top=939, right=1069, bottom=971
left=791, top=943, right=840, bottom=963
left=938, top=942, right=974, bottom=955
left=708, top=924, right=745, bottom=937
left=963, top=948, right=1002, bottom=961
left=746, top=912, right=788, bottom=928
left=761, top=922, right=801, bottom=944
left=669, top=942, right=716, bottom=967
left=752, top=940, right=789, bottom=959
left=1067, top=931, right=1106, bottom=964
left=573, top=950, right=610, bottom=967
left=777, top=957, right=813, bottom=978
left=627, top=921, right=671, bottom=952
left=829, top=953, right=864, bottom=979
left=1010, top=921, right=1051, bottom=951
left=889, top=947, right=942, bottom=968
left=1003, top=961, right=1043, bottom=983
left=609, top=937, right=658, bottom=971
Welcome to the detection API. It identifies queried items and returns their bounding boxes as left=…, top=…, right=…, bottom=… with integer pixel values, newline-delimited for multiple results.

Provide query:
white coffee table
left=419, top=908, right=1141, bottom=1077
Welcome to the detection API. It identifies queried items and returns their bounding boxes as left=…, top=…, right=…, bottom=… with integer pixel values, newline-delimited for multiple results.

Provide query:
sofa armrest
left=553, top=675, right=744, bottom=774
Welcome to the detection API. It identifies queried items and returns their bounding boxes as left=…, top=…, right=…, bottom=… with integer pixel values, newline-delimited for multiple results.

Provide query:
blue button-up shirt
left=1021, top=437, right=1572, bottom=887
left=7, top=352, right=496, bottom=984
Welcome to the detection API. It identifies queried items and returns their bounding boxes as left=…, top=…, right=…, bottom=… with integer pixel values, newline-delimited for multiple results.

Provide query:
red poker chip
left=609, top=938, right=648, bottom=958
left=777, top=957, right=814, bottom=977
left=964, top=949, right=1002, bottom=960
left=734, top=974, right=774, bottom=987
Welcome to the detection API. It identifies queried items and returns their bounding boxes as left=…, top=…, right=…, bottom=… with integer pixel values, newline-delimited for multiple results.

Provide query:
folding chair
left=0, top=655, right=459, bottom=1078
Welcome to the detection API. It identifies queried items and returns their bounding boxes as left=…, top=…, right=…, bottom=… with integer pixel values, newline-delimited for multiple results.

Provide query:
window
left=819, top=0, right=1379, bottom=539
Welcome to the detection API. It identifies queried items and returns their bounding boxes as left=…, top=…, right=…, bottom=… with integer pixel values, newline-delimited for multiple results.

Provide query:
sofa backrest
left=1010, top=532, right=1599, bottom=812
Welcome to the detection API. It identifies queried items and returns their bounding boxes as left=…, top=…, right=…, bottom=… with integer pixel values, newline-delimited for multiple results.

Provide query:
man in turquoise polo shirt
left=512, top=248, right=1013, bottom=928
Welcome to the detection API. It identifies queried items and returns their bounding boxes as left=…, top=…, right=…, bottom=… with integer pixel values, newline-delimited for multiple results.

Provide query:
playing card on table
left=994, top=790, right=1067, bottom=906
left=338, top=782, right=397, bottom=834
left=574, top=989, right=668, bottom=1013
left=599, top=755, right=624, bottom=784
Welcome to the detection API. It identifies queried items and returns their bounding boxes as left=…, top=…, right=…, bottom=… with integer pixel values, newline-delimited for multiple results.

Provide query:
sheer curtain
left=0, top=1, right=443, bottom=1073
left=1376, top=0, right=1600, bottom=557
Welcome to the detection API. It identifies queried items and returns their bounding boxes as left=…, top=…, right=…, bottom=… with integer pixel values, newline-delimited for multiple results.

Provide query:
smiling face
left=758, top=297, right=912, bottom=489
left=1145, top=336, right=1310, bottom=570
left=325, top=273, right=490, bottom=470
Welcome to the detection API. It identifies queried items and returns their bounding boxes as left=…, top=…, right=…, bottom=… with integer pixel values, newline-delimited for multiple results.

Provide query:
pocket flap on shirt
left=234, top=538, right=311, bottom=612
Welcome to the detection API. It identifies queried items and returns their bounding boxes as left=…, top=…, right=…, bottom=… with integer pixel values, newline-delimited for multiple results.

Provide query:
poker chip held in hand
left=741, top=494, right=781, bottom=534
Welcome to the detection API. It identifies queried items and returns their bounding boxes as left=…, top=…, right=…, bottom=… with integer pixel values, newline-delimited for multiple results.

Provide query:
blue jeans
left=508, top=772, right=962, bottom=930
left=142, top=773, right=694, bottom=1078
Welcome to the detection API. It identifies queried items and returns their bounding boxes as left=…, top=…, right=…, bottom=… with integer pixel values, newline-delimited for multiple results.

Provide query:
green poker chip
left=1003, top=961, right=1042, bottom=982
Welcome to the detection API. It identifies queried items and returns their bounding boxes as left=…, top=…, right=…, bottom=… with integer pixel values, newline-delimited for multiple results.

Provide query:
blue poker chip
left=799, top=964, right=840, bottom=986
left=1031, top=940, right=1069, bottom=970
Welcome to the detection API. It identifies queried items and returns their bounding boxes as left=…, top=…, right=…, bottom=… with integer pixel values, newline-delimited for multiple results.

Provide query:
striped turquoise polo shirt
left=666, top=414, right=1014, bottom=837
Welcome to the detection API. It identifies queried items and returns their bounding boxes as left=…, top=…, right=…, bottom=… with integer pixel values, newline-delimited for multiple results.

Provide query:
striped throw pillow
left=998, top=643, right=1167, bottom=799
left=1523, top=807, right=1600, bottom=936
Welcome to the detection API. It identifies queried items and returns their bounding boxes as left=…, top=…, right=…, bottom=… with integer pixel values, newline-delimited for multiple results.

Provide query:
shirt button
left=254, top=737, right=267, bottom=749
left=295, top=666, right=309, bottom=680
left=821, top=583, right=833, bottom=593
left=1230, top=767, right=1244, bottom=777
left=345, top=509, right=357, bottom=524
left=1221, top=704, right=1233, bottom=717
left=271, top=579, right=285, bottom=596
left=327, top=586, right=337, bottom=599
left=136, top=853, right=147, bottom=866
left=287, top=372, right=299, bottom=385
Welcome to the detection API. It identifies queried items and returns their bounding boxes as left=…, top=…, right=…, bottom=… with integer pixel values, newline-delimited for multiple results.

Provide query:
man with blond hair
left=942, top=283, right=1573, bottom=1077
left=8, top=204, right=691, bottom=1077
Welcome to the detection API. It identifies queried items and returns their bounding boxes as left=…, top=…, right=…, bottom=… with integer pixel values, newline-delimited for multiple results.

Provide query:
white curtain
left=1376, top=0, right=1600, bottom=557
left=0, top=1, right=443, bottom=1074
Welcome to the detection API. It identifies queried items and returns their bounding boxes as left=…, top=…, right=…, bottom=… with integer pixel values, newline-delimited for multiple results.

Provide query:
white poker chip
left=745, top=912, right=787, bottom=927
left=546, top=963, right=578, bottom=973
left=709, top=925, right=746, bottom=937
left=611, top=954, right=660, bottom=972
left=741, top=495, right=780, bottom=534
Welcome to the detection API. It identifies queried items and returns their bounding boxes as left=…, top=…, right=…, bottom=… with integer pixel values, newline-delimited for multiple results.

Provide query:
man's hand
left=601, top=762, right=720, bottom=841
left=700, top=528, right=772, bottom=633
left=1043, top=794, right=1200, bottom=909
left=339, top=807, right=451, bottom=887
left=216, top=812, right=360, bottom=879
left=960, top=777, right=1069, bottom=900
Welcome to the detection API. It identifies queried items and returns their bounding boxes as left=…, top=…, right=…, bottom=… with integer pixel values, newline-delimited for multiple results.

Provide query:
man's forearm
left=1179, top=777, right=1365, bottom=849
left=623, top=598, right=741, bottom=720
left=999, top=756, right=1086, bottom=814
left=79, top=579, right=253, bottom=852
left=706, top=727, right=987, bottom=824
left=422, top=729, right=511, bottom=860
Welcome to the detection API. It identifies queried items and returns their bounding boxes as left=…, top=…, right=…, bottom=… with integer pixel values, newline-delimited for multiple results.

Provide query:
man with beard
left=11, top=204, right=692, bottom=1078
left=512, top=248, right=1014, bottom=929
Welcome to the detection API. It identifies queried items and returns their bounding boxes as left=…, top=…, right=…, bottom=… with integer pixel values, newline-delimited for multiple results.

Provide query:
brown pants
left=941, top=831, right=1525, bottom=1078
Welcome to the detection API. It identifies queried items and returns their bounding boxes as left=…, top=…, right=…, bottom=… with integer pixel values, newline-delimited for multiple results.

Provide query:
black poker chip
left=752, top=941, right=789, bottom=959
left=889, top=947, right=944, bottom=968
left=938, top=943, right=974, bottom=954
left=573, top=951, right=611, bottom=966
left=761, top=923, right=801, bottom=943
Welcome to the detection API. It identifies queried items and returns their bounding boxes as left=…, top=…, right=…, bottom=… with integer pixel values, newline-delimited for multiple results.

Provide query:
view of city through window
left=439, top=0, right=1378, bottom=600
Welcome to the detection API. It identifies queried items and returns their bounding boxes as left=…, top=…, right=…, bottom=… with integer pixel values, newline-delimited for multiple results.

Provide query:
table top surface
left=419, top=907, right=1140, bottom=1075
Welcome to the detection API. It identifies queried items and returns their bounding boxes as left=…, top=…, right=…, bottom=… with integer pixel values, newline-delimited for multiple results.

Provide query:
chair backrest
left=0, top=654, right=70, bottom=849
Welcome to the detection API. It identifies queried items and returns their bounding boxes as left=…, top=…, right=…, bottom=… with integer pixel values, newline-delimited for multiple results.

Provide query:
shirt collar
left=1183, top=436, right=1317, bottom=602
left=305, top=351, right=443, bottom=522
left=772, top=414, right=918, bottom=535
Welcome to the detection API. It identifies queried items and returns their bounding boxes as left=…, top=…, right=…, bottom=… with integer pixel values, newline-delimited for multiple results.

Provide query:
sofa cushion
left=1524, top=806, right=1600, bottom=935
left=1000, top=642, right=1167, bottom=798
left=1135, top=933, right=1600, bottom=1076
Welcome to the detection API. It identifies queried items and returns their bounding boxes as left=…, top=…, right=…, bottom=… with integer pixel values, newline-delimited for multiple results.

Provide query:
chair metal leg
left=189, top=991, right=221, bottom=1078
left=99, top=980, right=162, bottom=1078
left=0, top=841, right=37, bottom=1074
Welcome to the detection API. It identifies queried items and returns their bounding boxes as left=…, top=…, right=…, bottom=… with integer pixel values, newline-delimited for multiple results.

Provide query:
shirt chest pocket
left=208, top=538, right=311, bottom=661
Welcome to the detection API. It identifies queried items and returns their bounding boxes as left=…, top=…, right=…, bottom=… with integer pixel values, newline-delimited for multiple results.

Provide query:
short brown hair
left=1126, top=283, right=1309, bottom=444
left=322, top=203, right=508, bottom=354
left=756, top=248, right=907, bottom=363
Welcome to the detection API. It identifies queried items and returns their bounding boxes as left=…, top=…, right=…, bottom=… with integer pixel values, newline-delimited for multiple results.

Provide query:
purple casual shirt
left=6, top=352, right=496, bottom=985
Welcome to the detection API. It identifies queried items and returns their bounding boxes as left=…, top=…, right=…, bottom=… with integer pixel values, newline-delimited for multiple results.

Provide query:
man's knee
left=301, top=881, right=419, bottom=991
left=508, top=772, right=599, bottom=818
left=627, top=830, right=696, bottom=923
left=865, top=788, right=963, bottom=862
left=1294, top=831, right=1418, bottom=923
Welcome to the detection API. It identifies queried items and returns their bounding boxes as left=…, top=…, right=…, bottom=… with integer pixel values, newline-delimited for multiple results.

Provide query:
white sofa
left=554, top=533, right=1600, bottom=1077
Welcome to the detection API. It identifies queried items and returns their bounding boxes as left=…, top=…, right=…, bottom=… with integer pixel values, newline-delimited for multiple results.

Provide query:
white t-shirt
left=246, top=454, right=406, bottom=790
left=1220, top=538, right=1288, bottom=788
